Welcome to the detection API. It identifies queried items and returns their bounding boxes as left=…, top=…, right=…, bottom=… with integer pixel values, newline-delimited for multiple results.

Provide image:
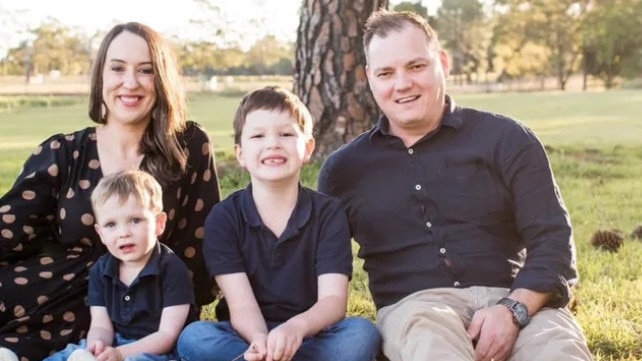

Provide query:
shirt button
left=415, top=184, right=422, bottom=190
left=439, top=247, right=446, bottom=254
left=124, top=295, right=130, bottom=301
left=454, top=281, right=461, bottom=287
left=408, top=148, right=414, bottom=155
left=426, top=221, right=432, bottom=228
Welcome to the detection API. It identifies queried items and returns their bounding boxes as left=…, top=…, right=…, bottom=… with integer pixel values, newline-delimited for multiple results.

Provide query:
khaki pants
left=376, top=287, right=592, bottom=361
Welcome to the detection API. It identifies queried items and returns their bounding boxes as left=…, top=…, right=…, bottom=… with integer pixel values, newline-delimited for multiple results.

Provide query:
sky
left=0, top=0, right=442, bottom=56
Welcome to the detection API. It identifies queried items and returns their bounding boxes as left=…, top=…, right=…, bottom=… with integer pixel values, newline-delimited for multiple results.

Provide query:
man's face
left=366, top=24, right=450, bottom=142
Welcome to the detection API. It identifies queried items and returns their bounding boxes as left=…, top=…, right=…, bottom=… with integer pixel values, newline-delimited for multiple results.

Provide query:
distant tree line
left=1, top=0, right=640, bottom=89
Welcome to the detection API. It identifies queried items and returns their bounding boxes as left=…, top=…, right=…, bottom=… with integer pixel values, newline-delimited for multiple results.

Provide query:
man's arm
left=500, top=127, right=577, bottom=307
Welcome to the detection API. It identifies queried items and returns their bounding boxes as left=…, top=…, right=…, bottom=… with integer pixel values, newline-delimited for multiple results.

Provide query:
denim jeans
left=42, top=333, right=178, bottom=361
left=177, top=317, right=381, bottom=361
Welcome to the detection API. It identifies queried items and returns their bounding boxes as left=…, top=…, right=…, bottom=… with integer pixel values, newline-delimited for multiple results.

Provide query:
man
left=318, top=9, right=592, bottom=361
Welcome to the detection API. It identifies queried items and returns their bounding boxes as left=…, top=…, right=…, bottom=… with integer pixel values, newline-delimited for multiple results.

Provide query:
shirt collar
left=240, top=183, right=312, bottom=234
left=103, top=241, right=164, bottom=282
left=370, top=94, right=463, bottom=142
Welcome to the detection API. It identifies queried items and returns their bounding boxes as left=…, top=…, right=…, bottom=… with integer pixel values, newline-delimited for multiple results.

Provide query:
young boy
left=43, top=170, right=197, bottom=361
left=177, top=86, right=381, bottom=361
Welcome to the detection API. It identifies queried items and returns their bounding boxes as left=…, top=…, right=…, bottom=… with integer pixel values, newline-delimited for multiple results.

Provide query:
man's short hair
left=363, top=9, right=441, bottom=60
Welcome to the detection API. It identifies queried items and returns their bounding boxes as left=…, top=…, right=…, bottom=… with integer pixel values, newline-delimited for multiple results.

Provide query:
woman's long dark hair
left=88, top=22, right=188, bottom=186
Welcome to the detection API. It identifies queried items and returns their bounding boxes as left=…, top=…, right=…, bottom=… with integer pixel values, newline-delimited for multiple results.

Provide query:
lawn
left=1, top=90, right=642, bottom=360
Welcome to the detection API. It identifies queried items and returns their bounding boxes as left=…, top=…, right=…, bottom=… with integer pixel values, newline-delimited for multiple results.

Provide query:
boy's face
left=235, top=109, right=315, bottom=185
left=94, top=194, right=166, bottom=267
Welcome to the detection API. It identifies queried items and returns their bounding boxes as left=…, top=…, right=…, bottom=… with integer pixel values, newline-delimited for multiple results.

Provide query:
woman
left=0, top=22, right=220, bottom=361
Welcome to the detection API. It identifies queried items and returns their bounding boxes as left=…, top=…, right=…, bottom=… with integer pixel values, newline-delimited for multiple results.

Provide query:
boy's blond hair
left=91, top=170, right=163, bottom=217
left=232, top=86, right=314, bottom=144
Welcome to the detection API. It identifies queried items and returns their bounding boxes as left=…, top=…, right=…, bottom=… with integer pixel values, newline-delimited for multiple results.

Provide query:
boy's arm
left=282, top=273, right=349, bottom=337
left=86, top=306, right=114, bottom=354
left=115, top=304, right=190, bottom=358
left=216, top=272, right=268, bottom=344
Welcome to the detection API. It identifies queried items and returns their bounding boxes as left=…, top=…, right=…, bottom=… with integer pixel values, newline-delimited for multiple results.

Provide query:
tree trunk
left=294, top=0, right=389, bottom=160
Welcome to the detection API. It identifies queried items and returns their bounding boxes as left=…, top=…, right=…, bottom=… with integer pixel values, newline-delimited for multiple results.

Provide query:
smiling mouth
left=262, top=157, right=286, bottom=165
left=396, top=95, right=420, bottom=104
left=119, top=95, right=142, bottom=105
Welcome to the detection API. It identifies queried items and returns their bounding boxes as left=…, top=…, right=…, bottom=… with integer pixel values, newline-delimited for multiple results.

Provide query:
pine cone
left=631, top=225, right=642, bottom=240
left=590, top=229, right=624, bottom=253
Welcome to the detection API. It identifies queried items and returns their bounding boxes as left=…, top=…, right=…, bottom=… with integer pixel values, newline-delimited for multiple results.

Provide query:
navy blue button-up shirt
left=88, top=242, right=197, bottom=340
left=318, top=96, right=577, bottom=310
left=204, top=184, right=352, bottom=322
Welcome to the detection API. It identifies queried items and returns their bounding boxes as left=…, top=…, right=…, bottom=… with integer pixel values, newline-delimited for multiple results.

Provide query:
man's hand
left=467, top=305, right=519, bottom=361
left=265, top=320, right=305, bottom=361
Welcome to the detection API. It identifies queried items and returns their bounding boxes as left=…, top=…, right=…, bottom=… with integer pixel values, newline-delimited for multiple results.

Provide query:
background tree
left=494, top=0, right=588, bottom=90
left=294, top=0, right=388, bottom=159
left=30, top=20, right=89, bottom=76
left=392, top=1, right=431, bottom=20
left=435, top=0, right=490, bottom=85
left=581, top=0, right=642, bottom=88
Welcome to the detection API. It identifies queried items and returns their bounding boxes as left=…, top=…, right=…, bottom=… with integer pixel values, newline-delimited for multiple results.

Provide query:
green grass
left=1, top=90, right=642, bottom=360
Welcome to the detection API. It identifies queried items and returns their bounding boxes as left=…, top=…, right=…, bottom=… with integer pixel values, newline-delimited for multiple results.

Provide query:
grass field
left=1, top=90, right=642, bottom=360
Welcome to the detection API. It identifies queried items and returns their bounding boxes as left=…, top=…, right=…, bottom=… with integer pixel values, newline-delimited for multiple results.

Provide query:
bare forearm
left=87, top=327, right=113, bottom=347
left=231, top=308, right=269, bottom=343
left=286, top=295, right=346, bottom=338
left=509, top=288, right=552, bottom=315
left=116, top=331, right=178, bottom=357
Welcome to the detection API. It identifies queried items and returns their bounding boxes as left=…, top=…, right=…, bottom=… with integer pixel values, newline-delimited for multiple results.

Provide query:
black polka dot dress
left=0, top=121, right=220, bottom=360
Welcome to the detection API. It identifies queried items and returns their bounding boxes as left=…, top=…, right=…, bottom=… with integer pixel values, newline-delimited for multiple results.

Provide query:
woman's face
left=101, top=31, right=157, bottom=129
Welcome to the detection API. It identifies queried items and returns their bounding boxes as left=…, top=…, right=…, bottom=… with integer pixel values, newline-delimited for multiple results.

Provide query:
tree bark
left=294, top=0, right=388, bottom=160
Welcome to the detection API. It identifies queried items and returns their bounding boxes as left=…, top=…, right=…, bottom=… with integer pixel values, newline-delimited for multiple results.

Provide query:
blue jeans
left=42, top=333, right=177, bottom=361
left=177, top=317, right=381, bottom=361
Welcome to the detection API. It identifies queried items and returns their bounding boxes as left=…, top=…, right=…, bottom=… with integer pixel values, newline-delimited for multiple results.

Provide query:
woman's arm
left=168, top=122, right=221, bottom=306
left=0, top=134, right=69, bottom=261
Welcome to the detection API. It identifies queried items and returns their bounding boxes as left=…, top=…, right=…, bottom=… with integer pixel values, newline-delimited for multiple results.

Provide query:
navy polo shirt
left=318, top=95, right=577, bottom=310
left=204, top=184, right=352, bottom=322
left=88, top=242, right=197, bottom=340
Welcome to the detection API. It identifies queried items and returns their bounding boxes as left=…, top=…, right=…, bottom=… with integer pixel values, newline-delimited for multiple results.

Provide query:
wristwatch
left=497, top=297, right=530, bottom=329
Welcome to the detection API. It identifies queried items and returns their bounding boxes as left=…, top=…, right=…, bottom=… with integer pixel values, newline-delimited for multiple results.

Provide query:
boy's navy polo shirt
left=204, top=184, right=352, bottom=323
left=88, top=242, right=197, bottom=340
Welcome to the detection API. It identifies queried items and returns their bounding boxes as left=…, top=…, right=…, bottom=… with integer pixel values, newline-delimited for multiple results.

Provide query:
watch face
left=514, top=304, right=530, bottom=326
left=498, top=298, right=530, bottom=328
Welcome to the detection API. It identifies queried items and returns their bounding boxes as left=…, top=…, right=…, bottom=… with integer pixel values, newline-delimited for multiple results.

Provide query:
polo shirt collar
left=240, top=183, right=312, bottom=236
left=370, top=94, right=463, bottom=142
left=102, top=242, right=164, bottom=283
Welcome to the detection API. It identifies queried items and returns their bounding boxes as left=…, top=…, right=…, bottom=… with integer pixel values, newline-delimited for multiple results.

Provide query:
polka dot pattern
left=0, top=122, right=220, bottom=358
left=195, top=199, right=204, bottom=212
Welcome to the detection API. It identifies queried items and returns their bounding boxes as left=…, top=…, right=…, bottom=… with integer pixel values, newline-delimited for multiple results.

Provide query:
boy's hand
left=244, top=335, right=267, bottom=361
left=95, top=346, right=123, bottom=361
left=266, top=321, right=305, bottom=361
left=87, top=340, right=106, bottom=356
left=243, top=338, right=267, bottom=361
